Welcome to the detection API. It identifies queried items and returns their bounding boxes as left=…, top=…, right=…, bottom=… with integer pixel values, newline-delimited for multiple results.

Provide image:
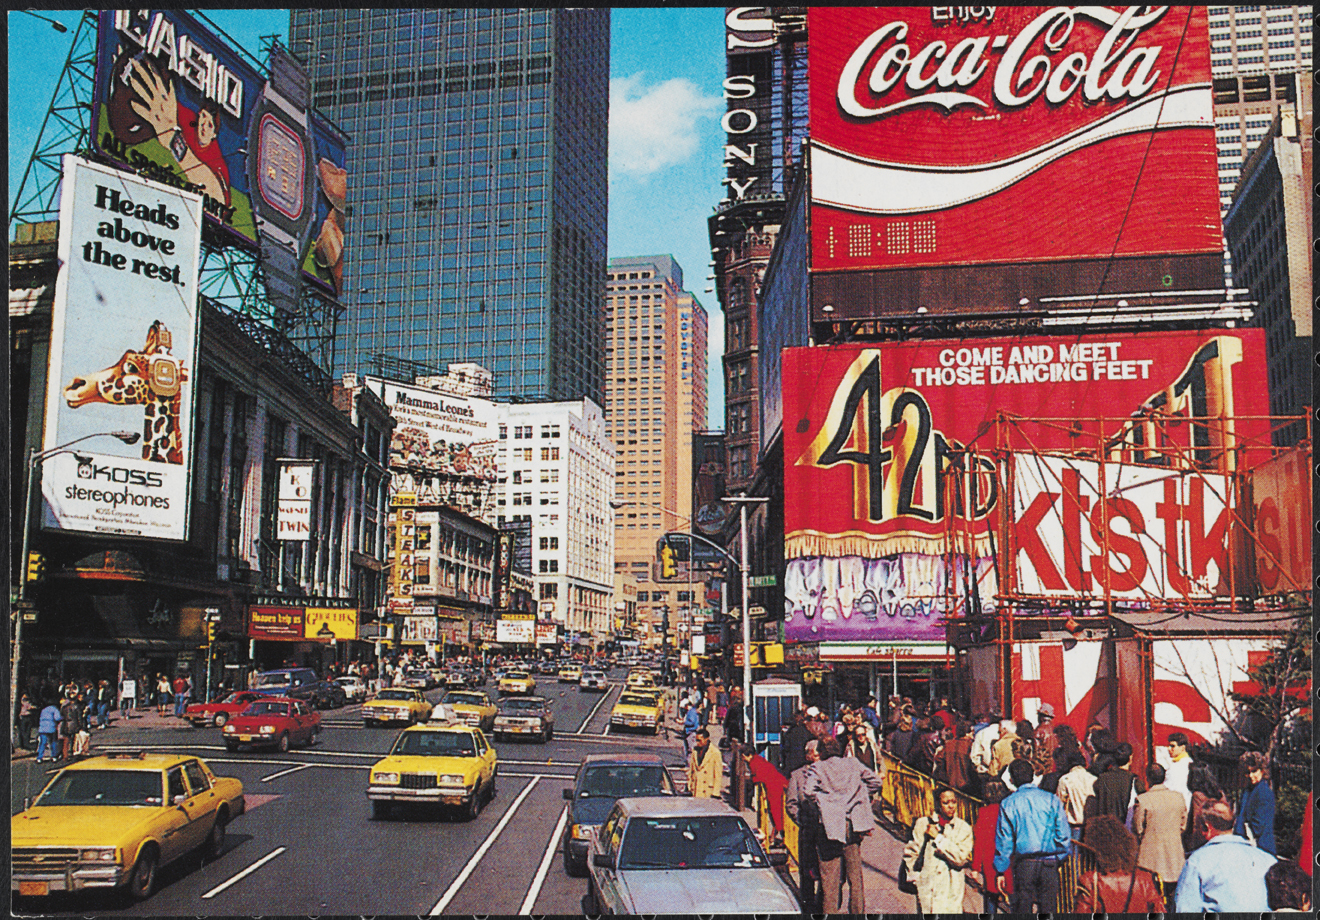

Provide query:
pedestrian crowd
left=736, top=693, right=1303, bottom=915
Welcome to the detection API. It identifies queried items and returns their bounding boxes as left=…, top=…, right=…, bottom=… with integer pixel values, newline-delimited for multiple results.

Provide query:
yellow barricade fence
left=751, top=750, right=1102, bottom=912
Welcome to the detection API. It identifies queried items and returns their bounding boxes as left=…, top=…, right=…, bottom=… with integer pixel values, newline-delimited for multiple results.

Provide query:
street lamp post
left=723, top=495, right=769, bottom=747
left=11, top=430, right=140, bottom=746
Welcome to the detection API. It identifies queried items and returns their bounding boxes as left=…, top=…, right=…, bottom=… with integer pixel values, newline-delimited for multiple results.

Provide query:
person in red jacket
left=742, top=749, right=789, bottom=839
left=971, top=779, right=1012, bottom=915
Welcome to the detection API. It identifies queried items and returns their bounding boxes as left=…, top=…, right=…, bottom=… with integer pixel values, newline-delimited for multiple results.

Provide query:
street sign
left=749, top=574, right=777, bottom=587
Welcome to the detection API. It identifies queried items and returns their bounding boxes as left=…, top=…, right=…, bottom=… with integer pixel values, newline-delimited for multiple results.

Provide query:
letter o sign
left=721, top=109, right=758, bottom=134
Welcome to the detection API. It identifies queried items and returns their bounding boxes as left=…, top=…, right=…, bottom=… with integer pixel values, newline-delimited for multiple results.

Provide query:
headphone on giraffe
left=146, top=326, right=182, bottom=398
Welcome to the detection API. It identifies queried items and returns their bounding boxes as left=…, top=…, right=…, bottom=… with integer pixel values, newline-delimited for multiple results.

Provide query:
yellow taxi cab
left=608, top=690, right=666, bottom=735
left=625, top=669, right=657, bottom=690
left=558, top=664, right=583, bottom=683
left=362, top=687, right=433, bottom=727
left=441, top=690, right=497, bottom=731
left=498, top=670, right=536, bottom=695
left=11, top=752, right=245, bottom=901
left=366, top=720, right=497, bottom=821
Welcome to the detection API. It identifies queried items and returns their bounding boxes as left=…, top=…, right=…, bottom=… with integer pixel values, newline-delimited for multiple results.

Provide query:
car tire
left=203, top=807, right=228, bottom=858
left=363, top=719, right=373, bottom=728
left=126, top=846, right=158, bottom=901
left=213, top=712, right=228, bottom=728
left=371, top=800, right=391, bottom=821
left=582, top=882, right=600, bottom=915
left=277, top=732, right=290, bottom=753
left=546, top=726, right=553, bottom=741
left=466, top=789, right=481, bottom=821
left=225, top=741, right=240, bottom=753
left=489, top=769, right=497, bottom=801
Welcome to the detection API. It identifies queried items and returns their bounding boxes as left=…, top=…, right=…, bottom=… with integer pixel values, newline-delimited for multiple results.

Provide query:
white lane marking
left=429, top=776, right=540, bottom=916
left=519, top=804, right=570, bottom=914
left=576, top=685, right=615, bottom=734
left=261, top=763, right=311, bottom=782
left=201, top=846, right=286, bottom=899
left=96, top=744, right=380, bottom=759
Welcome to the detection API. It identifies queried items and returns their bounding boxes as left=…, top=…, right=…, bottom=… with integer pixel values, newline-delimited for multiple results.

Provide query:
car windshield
left=583, top=671, right=605, bottom=679
left=499, top=698, right=544, bottom=713
left=504, top=671, right=529, bottom=680
left=242, top=701, right=291, bottom=717
left=392, top=731, right=476, bottom=757
left=220, top=692, right=251, bottom=703
left=445, top=693, right=486, bottom=706
left=251, top=673, right=293, bottom=688
left=618, top=694, right=654, bottom=707
left=404, top=671, right=429, bottom=678
left=36, top=770, right=164, bottom=807
left=376, top=689, right=415, bottom=701
left=579, top=765, right=673, bottom=798
left=619, top=816, right=768, bottom=870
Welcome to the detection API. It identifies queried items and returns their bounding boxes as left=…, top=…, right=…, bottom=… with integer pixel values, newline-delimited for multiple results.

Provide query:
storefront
left=816, top=641, right=957, bottom=710
left=247, top=597, right=358, bottom=675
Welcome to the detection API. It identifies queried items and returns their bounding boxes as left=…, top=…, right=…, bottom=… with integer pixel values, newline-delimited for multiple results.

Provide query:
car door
left=158, top=766, right=200, bottom=863
left=593, top=809, right=628, bottom=910
left=183, top=759, right=221, bottom=837
left=293, top=701, right=314, bottom=743
left=473, top=731, right=494, bottom=786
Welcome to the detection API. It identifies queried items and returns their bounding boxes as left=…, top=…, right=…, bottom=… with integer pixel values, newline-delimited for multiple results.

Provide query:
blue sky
left=8, top=8, right=729, bottom=425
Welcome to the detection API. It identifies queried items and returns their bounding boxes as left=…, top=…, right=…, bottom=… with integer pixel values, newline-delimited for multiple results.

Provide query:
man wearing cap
left=1175, top=799, right=1275, bottom=912
left=1033, top=703, right=1058, bottom=760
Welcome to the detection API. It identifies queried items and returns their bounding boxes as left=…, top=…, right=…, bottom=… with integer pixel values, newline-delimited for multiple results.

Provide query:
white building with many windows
left=497, top=399, right=615, bottom=643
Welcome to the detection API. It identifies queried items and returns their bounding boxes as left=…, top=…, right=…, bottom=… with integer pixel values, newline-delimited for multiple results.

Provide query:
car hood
left=364, top=698, right=419, bottom=708
left=568, top=796, right=617, bottom=827
left=614, top=868, right=799, bottom=913
left=13, top=806, right=158, bottom=845
left=371, top=755, right=478, bottom=776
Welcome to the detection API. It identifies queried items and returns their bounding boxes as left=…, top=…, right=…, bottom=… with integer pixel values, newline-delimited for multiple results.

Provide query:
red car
left=221, top=697, right=321, bottom=752
left=184, top=690, right=272, bottom=728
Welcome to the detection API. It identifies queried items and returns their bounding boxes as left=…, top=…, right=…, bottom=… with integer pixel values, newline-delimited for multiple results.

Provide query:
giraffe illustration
left=63, top=320, right=188, bottom=464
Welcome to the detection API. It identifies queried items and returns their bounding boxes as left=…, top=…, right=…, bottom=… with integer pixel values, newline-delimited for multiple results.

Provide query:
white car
left=578, top=670, right=609, bottom=692
left=334, top=675, right=368, bottom=702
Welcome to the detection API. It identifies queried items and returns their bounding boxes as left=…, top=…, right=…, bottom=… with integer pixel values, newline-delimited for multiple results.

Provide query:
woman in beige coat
left=903, top=787, right=974, bottom=913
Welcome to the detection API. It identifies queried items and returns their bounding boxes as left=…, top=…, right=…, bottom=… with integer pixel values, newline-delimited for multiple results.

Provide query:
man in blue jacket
left=1176, top=799, right=1275, bottom=912
left=994, top=758, right=1072, bottom=913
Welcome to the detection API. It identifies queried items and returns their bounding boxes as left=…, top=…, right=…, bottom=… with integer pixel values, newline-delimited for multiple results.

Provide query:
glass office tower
left=290, top=9, right=609, bottom=404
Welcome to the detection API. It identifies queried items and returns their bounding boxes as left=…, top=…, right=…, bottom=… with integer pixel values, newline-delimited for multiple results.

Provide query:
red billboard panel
left=1249, top=446, right=1311, bottom=595
left=807, top=7, right=1220, bottom=286
left=782, top=330, right=1269, bottom=563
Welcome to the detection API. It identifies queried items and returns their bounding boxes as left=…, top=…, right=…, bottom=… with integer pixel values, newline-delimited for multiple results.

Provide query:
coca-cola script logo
left=837, top=7, right=1172, bottom=120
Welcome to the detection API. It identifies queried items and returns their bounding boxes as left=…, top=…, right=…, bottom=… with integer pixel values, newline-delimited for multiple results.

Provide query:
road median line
left=201, top=846, right=285, bottom=899
left=520, top=804, right=570, bottom=914
left=429, top=776, right=540, bottom=915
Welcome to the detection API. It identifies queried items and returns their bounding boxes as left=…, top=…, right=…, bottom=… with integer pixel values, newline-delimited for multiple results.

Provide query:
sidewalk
left=11, top=706, right=198, bottom=761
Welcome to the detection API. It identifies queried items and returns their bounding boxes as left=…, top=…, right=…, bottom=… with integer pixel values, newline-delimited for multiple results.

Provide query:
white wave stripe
left=812, top=85, right=1212, bottom=215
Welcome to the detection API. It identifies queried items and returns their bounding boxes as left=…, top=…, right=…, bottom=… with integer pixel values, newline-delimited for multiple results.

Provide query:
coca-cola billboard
left=807, top=7, right=1222, bottom=314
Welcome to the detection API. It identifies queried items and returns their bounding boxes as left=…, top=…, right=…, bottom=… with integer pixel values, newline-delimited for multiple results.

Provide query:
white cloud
left=609, top=73, right=721, bottom=179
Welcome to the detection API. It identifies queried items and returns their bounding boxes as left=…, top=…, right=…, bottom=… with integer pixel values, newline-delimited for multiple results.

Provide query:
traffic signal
left=206, top=621, right=217, bottom=643
left=660, top=542, right=677, bottom=579
left=25, top=552, right=45, bottom=583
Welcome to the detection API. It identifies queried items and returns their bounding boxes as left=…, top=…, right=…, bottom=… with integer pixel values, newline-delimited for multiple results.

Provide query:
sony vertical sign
left=721, top=8, right=776, bottom=203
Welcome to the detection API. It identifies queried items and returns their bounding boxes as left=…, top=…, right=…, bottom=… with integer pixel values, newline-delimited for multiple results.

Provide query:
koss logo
left=85, top=464, right=165, bottom=488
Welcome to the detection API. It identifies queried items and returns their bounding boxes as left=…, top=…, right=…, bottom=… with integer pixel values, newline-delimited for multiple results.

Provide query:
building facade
left=290, top=9, right=610, bottom=404
left=1223, top=80, right=1313, bottom=446
left=498, top=399, right=615, bottom=642
left=605, top=255, right=709, bottom=650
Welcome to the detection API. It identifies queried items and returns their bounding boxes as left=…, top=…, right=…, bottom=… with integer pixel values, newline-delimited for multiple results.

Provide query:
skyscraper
left=605, top=255, right=708, bottom=649
left=290, top=9, right=609, bottom=404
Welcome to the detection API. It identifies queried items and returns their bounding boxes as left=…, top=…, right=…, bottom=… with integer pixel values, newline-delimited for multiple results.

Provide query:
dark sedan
left=561, top=752, right=676, bottom=877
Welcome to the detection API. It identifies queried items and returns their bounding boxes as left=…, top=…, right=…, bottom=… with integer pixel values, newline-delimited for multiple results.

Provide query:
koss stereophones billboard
left=807, top=7, right=1221, bottom=310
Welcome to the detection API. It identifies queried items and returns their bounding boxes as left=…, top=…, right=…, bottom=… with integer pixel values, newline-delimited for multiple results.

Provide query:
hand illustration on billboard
left=63, top=320, right=189, bottom=464
left=314, top=158, right=347, bottom=294
left=125, top=54, right=231, bottom=207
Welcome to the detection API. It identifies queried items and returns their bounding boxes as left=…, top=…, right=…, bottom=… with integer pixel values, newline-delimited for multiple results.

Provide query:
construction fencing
left=753, top=751, right=1099, bottom=912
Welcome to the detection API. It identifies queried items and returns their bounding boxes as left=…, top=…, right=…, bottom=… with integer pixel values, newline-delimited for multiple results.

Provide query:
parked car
left=442, top=690, right=497, bottom=731
left=222, top=697, right=321, bottom=752
left=609, top=691, right=665, bottom=735
left=248, top=668, right=343, bottom=709
left=11, top=752, right=245, bottom=901
left=334, top=675, right=369, bottom=702
left=362, top=688, right=433, bottom=726
left=561, top=753, right=676, bottom=876
left=578, top=670, right=609, bottom=692
left=183, top=690, right=271, bottom=727
left=582, top=797, right=797, bottom=914
left=498, top=670, right=536, bottom=696
left=493, top=695, right=555, bottom=743
left=366, top=722, right=497, bottom=821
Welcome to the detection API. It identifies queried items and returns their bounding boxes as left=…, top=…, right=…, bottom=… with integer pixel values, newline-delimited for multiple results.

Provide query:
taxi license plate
left=513, top=726, right=533, bottom=733
left=19, top=882, right=49, bottom=896
left=238, top=734, right=252, bottom=741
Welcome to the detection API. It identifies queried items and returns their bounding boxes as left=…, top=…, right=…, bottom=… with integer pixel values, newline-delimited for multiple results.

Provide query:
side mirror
left=173, top=794, right=188, bottom=805
left=563, top=788, right=573, bottom=800
left=592, top=853, right=613, bottom=869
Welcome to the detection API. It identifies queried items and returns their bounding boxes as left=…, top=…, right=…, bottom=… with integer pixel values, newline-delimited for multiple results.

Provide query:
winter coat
left=687, top=744, right=724, bottom=798
left=805, top=755, right=884, bottom=843
left=904, top=815, right=974, bottom=913
left=38, top=704, right=62, bottom=735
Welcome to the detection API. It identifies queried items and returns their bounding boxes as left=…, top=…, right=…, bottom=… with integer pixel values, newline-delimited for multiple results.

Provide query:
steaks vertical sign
left=42, top=156, right=203, bottom=541
left=807, top=7, right=1221, bottom=311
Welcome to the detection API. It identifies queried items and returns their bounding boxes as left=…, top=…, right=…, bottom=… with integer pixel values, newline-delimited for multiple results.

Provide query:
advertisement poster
left=248, top=606, right=304, bottom=640
left=277, top=460, right=315, bottom=542
left=91, top=9, right=348, bottom=295
left=41, top=157, right=202, bottom=541
left=781, top=331, right=1268, bottom=643
left=303, top=607, right=357, bottom=641
left=808, top=6, right=1219, bottom=273
left=496, top=618, right=535, bottom=644
left=366, top=376, right=501, bottom=481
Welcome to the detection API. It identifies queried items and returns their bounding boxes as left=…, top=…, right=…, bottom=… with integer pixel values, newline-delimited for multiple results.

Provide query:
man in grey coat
left=805, top=735, right=884, bottom=914
left=784, top=738, right=822, bottom=912
left=1133, top=762, right=1186, bottom=907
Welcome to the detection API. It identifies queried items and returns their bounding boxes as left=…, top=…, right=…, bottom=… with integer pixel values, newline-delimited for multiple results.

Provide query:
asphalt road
left=11, top=670, right=692, bottom=916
